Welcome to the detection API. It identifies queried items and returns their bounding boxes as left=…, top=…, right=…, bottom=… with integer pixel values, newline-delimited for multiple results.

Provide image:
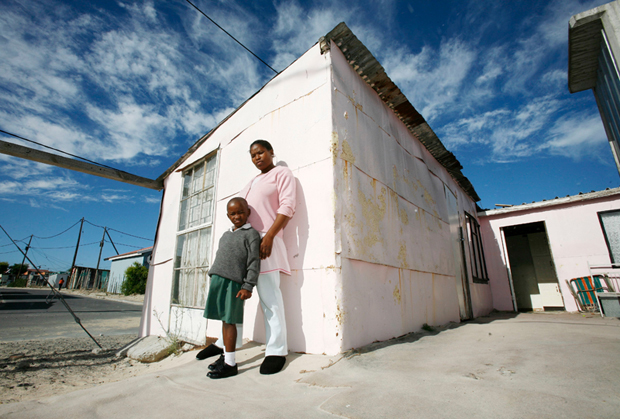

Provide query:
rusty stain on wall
left=357, top=184, right=386, bottom=251
left=393, top=284, right=402, bottom=304
left=331, top=131, right=339, bottom=164
left=335, top=302, right=345, bottom=325
left=341, top=139, right=356, bottom=163
left=345, top=212, right=357, bottom=227
left=398, top=242, right=410, bottom=269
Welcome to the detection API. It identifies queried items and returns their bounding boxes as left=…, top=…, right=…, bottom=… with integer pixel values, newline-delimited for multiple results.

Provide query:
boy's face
left=227, top=200, right=250, bottom=229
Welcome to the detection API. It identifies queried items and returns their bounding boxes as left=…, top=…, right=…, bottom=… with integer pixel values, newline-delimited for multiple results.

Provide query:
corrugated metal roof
left=160, top=22, right=480, bottom=202
left=321, top=23, right=480, bottom=202
left=478, top=187, right=620, bottom=217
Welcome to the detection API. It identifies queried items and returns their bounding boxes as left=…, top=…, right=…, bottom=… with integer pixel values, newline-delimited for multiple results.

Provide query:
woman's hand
left=260, top=214, right=291, bottom=259
left=260, top=234, right=274, bottom=259
left=236, top=289, right=252, bottom=300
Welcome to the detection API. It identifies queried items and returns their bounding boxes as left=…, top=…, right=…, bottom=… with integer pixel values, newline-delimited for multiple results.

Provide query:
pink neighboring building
left=478, top=188, right=620, bottom=312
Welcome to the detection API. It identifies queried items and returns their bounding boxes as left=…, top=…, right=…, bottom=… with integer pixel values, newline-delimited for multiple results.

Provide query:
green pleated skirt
left=204, top=275, right=244, bottom=324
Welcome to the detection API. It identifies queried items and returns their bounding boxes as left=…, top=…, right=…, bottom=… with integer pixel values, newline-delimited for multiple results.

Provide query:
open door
left=502, top=222, right=564, bottom=311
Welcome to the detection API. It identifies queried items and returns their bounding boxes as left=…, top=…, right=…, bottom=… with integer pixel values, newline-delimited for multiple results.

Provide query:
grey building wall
left=107, top=254, right=150, bottom=294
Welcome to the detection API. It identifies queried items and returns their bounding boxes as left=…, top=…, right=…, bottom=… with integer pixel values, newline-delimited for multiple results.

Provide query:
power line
left=185, top=0, right=278, bottom=74
left=29, top=240, right=99, bottom=249
left=85, top=221, right=153, bottom=242
left=107, top=227, right=153, bottom=242
left=84, top=219, right=105, bottom=229
left=32, top=219, right=81, bottom=239
left=105, top=240, right=144, bottom=249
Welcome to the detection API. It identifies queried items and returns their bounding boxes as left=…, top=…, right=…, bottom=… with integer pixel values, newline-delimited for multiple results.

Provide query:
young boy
left=204, top=197, right=260, bottom=379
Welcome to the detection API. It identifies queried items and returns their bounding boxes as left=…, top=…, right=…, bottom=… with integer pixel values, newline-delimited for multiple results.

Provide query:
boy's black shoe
left=207, top=363, right=238, bottom=379
left=196, top=344, right=223, bottom=360
left=208, top=354, right=225, bottom=371
left=260, top=356, right=286, bottom=375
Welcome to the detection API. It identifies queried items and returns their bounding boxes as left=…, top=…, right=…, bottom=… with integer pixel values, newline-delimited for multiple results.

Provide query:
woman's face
left=250, top=143, right=275, bottom=173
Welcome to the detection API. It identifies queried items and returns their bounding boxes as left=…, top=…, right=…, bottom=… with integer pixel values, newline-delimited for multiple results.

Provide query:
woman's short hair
left=250, top=139, right=273, bottom=152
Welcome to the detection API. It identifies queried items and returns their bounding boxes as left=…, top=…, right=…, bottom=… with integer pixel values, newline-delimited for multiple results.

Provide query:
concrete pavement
left=1, top=311, right=619, bottom=418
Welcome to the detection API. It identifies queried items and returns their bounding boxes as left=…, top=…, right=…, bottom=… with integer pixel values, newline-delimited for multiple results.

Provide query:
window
left=465, top=212, right=489, bottom=283
left=172, top=154, right=217, bottom=308
left=599, top=209, right=620, bottom=264
left=594, top=29, right=620, bottom=169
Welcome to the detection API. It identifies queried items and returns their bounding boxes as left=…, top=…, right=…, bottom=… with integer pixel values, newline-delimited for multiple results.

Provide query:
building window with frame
left=465, top=212, right=489, bottom=283
left=172, top=153, right=217, bottom=308
left=598, top=209, right=620, bottom=264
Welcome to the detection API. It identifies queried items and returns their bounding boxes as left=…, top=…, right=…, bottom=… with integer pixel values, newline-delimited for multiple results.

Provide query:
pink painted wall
left=329, top=41, right=493, bottom=350
left=479, top=191, right=620, bottom=312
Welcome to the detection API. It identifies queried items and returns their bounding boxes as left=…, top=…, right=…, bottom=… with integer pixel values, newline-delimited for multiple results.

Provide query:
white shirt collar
left=230, top=223, right=252, bottom=232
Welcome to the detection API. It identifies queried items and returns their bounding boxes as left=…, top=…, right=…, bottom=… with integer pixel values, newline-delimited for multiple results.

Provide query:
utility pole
left=94, top=227, right=106, bottom=290
left=69, top=218, right=84, bottom=289
left=105, top=229, right=119, bottom=255
left=20, top=235, right=32, bottom=284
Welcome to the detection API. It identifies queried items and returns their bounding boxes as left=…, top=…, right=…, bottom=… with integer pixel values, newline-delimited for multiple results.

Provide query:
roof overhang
left=568, top=8, right=606, bottom=93
left=105, top=247, right=153, bottom=262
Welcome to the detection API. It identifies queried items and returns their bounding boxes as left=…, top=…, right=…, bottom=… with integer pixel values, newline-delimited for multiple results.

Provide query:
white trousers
left=215, top=271, right=288, bottom=356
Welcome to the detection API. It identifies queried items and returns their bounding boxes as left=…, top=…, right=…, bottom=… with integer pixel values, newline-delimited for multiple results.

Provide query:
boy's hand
left=237, top=289, right=252, bottom=300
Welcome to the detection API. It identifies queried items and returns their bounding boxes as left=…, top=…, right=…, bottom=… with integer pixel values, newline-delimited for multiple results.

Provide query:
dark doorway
left=503, top=222, right=564, bottom=311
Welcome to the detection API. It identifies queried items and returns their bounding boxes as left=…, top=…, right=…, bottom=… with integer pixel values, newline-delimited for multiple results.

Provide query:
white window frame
left=171, top=152, right=218, bottom=308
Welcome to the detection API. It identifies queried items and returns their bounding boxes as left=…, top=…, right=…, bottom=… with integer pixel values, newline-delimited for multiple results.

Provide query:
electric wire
left=28, top=240, right=100, bottom=250
left=29, top=248, right=66, bottom=272
left=84, top=219, right=105, bottom=229
left=107, top=228, right=153, bottom=242
left=105, top=240, right=144, bottom=249
left=32, top=219, right=81, bottom=239
left=85, top=220, right=153, bottom=242
left=185, top=0, right=278, bottom=74
left=0, top=250, right=20, bottom=255
left=0, top=224, right=102, bottom=348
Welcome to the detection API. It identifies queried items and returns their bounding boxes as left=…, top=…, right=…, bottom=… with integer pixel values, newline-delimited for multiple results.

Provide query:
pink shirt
left=239, top=165, right=296, bottom=275
left=240, top=165, right=296, bottom=238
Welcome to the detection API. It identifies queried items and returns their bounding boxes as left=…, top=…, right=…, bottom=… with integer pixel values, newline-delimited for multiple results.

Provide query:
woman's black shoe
left=260, top=356, right=286, bottom=374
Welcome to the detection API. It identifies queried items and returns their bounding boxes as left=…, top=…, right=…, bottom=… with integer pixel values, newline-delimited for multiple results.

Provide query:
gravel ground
left=0, top=289, right=199, bottom=405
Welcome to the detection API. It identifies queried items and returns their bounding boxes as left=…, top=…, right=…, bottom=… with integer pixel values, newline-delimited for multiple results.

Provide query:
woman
left=197, top=139, right=296, bottom=375
left=240, top=139, right=296, bottom=374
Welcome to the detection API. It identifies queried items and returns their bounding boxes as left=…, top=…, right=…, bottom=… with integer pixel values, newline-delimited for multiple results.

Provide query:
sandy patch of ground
left=0, top=334, right=199, bottom=405
left=0, top=288, right=197, bottom=405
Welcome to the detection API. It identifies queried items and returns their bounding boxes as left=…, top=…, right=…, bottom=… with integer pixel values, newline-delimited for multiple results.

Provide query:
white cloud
left=271, top=1, right=353, bottom=70
left=439, top=96, right=573, bottom=161
left=541, top=113, right=608, bottom=159
left=382, top=38, right=477, bottom=121
left=143, top=195, right=161, bottom=204
left=0, top=0, right=246, bottom=169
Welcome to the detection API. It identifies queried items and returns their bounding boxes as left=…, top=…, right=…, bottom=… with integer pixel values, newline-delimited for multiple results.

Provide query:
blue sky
left=0, top=0, right=616, bottom=272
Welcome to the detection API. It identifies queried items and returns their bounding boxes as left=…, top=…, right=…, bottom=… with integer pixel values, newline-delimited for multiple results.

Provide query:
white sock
left=224, top=351, right=236, bottom=367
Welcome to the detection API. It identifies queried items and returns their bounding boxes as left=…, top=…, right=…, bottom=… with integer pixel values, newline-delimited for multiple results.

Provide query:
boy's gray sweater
left=208, top=225, right=261, bottom=292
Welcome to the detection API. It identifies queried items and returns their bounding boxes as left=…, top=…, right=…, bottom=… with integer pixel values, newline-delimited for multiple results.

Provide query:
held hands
left=236, top=289, right=252, bottom=300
